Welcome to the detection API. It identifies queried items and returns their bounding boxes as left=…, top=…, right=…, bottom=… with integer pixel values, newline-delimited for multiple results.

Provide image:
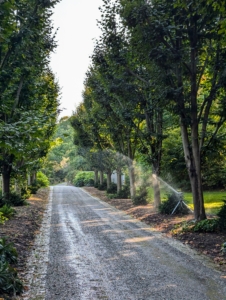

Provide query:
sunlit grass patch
left=184, top=191, right=226, bottom=215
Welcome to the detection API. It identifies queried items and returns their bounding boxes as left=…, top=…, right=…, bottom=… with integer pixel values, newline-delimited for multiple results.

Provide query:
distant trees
left=42, top=117, right=80, bottom=184
left=0, top=0, right=60, bottom=196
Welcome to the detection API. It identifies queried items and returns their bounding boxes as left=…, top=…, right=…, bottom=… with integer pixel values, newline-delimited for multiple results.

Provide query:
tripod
left=171, top=192, right=193, bottom=215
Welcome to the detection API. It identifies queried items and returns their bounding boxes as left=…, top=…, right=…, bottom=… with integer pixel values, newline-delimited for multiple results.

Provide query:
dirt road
left=25, top=185, right=226, bottom=299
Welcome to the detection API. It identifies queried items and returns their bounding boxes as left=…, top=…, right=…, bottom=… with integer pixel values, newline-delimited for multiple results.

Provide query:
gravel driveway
left=24, top=184, right=226, bottom=299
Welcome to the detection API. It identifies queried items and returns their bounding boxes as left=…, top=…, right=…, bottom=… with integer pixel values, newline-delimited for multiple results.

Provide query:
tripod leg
left=182, top=200, right=193, bottom=213
left=171, top=200, right=181, bottom=215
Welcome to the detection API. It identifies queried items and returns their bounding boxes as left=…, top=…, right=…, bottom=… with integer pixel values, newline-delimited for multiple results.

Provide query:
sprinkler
left=171, top=192, right=193, bottom=215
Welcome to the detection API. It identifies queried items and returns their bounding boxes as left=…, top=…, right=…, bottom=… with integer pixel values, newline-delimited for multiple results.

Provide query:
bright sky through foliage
left=50, top=0, right=103, bottom=119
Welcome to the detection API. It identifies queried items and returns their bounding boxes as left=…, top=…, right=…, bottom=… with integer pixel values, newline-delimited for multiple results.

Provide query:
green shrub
left=21, top=188, right=31, bottom=200
left=98, top=181, right=107, bottom=190
left=117, top=185, right=130, bottom=199
left=159, top=193, right=190, bottom=215
left=0, top=261, right=23, bottom=295
left=28, top=183, right=39, bottom=194
left=217, top=200, right=226, bottom=232
left=0, top=238, right=18, bottom=264
left=36, top=171, right=49, bottom=187
left=0, top=205, right=15, bottom=219
left=29, top=171, right=49, bottom=194
left=0, top=212, right=8, bottom=225
left=85, top=178, right=94, bottom=186
left=107, top=193, right=117, bottom=199
left=181, top=218, right=219, bottom=233
left=192, top=218, right=219, bottom=232
left=107, top=183, right=117, bottom=194
left=73, top=171, right=94, bottom=187
left=1, top=192, right=27, bottom=207
left=107, top=185, right=130, bottom=199
left=0, top=238, right=23, bottom=295
left=74, top=178, right=84, bottom=187
left=132, top=189, right=147, bottom=205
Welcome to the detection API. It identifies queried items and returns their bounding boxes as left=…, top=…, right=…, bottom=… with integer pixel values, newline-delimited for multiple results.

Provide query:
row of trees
left=71, top=0, right=226, bottom=221
left=0, top=0, right=60, bottom=197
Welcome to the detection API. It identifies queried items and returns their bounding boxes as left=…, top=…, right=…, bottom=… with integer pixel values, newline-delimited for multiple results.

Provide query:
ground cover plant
left=0, top=205, right=16, bottom=219
left=0, top=213, right=8, bottom=226
left=0, top=237, right=23, bottom=296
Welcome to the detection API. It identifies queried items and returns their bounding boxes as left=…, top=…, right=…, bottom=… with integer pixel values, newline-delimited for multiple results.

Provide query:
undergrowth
left=132, top=189, right=147, bottom=205
left=182, top=219, right=219, bottom=233
left=107, top=185, right=130, bottom=199
left=0, top=205, right=16, bottom=219
left=0, top=212, right=8, bottom=225
left=0, top=237, right=23, bottom=296
left=177, top=200, right=226, bottom=233
left=0, top=192, right=28, bottom=207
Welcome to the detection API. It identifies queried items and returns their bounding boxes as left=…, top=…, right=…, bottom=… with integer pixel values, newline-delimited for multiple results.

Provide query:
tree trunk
left=2, top=155, right=14, bottom=198
left=107, top=169, right=111, bottom=189
left=94, top=169, right=98, bottom=185
left=173, top=26, right=206, bottom=221
left=152, top=171, right=161, bottom=211
left=31, top=172, right=36, bottom=184
left=14, top=180, right=21, bottom=195
left=180, top=120, right=206, bottom=221
left=2, top=168, right=11, bottom=199
left=14, top=180, right=18, bottom=192
left=117, top=168, right=122, bottom=192
left=100, top=171, right=104, bottom=185
left=127, top=138, right=136, bottom=198
left=191, top=135, right=206, bottom=220
left=144, top=107, right=162, bottom=209
left=28, top=174, right=31, bottom=186
left=2, top=172, right=10, bottom=195
left=0, top=175, right=3, bottom=196
left=151, top=161, right=161, bottom=209
left=128, top=159, right=136, bottom=197
left=189, top=33, right=206, bottom=221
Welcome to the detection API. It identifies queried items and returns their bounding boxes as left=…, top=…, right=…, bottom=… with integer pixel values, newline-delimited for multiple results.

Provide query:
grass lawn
left=148, top=187, right=226, bottom=215
left=183, top=191, right=226, bottom=215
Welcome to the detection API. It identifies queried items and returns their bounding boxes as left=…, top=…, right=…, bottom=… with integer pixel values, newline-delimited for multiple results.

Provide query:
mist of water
left=156, top=176, right=181, bottom=195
